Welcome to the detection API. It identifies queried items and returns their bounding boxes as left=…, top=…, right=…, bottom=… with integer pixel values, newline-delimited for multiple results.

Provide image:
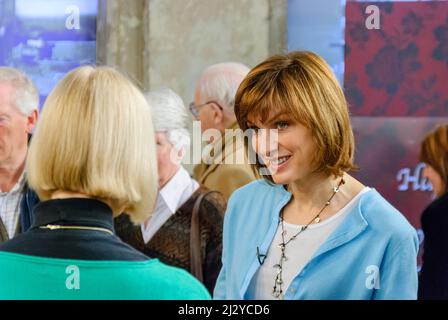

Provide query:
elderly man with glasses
left=190, top=62, right=256, bottom=200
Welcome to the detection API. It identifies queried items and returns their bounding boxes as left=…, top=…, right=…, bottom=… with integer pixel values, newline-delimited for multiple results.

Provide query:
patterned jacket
left=115, top=186, right=226, bottom=294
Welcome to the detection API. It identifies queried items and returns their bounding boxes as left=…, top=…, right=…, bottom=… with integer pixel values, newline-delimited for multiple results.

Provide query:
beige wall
left=97, top=0, right=287, bottom=104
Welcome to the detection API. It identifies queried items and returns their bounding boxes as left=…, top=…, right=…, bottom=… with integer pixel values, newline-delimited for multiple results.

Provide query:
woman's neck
left=50, top=190, right=125, bottom=217
left=287, top=173, right=342, bottom=209
left=50, top=190, right=93, bottom=200
left=283, top=172, right=365, bottom=225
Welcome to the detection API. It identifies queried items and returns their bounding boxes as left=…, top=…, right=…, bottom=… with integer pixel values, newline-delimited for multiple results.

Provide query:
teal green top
left=0, top=251, right=211, bottom=300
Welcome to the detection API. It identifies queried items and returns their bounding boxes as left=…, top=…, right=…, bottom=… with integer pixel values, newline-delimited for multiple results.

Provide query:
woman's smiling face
left=247, top=112, right=318, bottom=185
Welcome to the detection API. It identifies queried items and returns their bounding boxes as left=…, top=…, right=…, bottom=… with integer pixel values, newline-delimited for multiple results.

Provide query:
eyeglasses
left=188, top=100, right=223, bottom=118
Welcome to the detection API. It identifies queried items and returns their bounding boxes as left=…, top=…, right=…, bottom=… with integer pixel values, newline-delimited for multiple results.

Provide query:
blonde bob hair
left=26, top=66, right=158, bottom=223
left=235, top=51, right=357, bottom=182
left=420, top=124, right=448, bottom=195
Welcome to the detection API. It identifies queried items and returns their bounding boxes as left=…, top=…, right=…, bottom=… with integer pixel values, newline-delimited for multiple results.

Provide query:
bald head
left=195, top=62, right=250, bottom=117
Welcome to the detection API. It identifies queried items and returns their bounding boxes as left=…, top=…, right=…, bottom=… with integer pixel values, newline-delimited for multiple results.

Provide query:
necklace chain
left=272, top=177, right=345, bottom=299
left=39, top=224, right=114, bottom=235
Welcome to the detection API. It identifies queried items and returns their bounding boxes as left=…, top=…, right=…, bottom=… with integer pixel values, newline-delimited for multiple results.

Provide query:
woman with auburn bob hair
left=418, top=124, right=448, bottom=300
left=214, top=51, right=418, bottom=300
left=0, top=66, right=210, bottom=300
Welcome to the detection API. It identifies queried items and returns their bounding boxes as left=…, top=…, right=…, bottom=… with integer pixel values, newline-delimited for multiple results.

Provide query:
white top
left=249, top=187, right=371, bottom=300
left=140, top=167, right=199, bottom=244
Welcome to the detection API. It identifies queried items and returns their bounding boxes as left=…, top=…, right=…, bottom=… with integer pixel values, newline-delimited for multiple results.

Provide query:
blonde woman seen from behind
left=0, top=66, right=210, bottom=300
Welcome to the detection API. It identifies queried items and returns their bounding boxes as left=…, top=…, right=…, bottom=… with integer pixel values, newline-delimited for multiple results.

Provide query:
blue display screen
left=0, top=0, right=98, bottom=107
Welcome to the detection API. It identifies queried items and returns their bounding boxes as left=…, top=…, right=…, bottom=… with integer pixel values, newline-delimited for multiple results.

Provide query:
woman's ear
left=173, top=147, right=185, bottom=165
left=177, top=147, right=185, bottom=160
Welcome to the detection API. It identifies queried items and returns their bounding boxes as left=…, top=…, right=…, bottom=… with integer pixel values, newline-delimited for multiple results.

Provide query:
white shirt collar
left=159, top=166, right=197, bottom=213
left=140, top=166, right=199, bottom=244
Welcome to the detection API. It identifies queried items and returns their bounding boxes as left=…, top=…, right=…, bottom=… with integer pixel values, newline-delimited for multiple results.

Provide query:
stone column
left=97, top=0, right=147, bottom=89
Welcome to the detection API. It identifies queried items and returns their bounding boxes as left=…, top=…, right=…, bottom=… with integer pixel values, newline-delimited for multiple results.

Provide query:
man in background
left=191, top=62, right=256, bottom=200
left=0, top=67, right=39, bottom=242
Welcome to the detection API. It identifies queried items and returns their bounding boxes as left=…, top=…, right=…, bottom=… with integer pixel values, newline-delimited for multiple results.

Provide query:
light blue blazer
left=214, top=180, right=419, bottom=300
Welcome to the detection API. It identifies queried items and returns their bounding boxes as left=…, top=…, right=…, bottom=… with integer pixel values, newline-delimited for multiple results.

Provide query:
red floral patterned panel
left=345, top=1, right=448, bottom=117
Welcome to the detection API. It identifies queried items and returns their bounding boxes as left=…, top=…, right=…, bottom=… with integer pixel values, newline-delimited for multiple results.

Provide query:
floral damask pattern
left=402, top=11, right=424, bottom=36
left=345, top=1, right=448, bottom=240
left=365, top=43, right=421, bottom=95
left=345, top=1, right=448, bottom=117
left=433, top=17, right=448, bottom=66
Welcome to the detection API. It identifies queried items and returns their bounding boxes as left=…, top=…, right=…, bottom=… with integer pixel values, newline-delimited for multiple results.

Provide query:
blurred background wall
left=96, top=0, right=287, bottom=104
